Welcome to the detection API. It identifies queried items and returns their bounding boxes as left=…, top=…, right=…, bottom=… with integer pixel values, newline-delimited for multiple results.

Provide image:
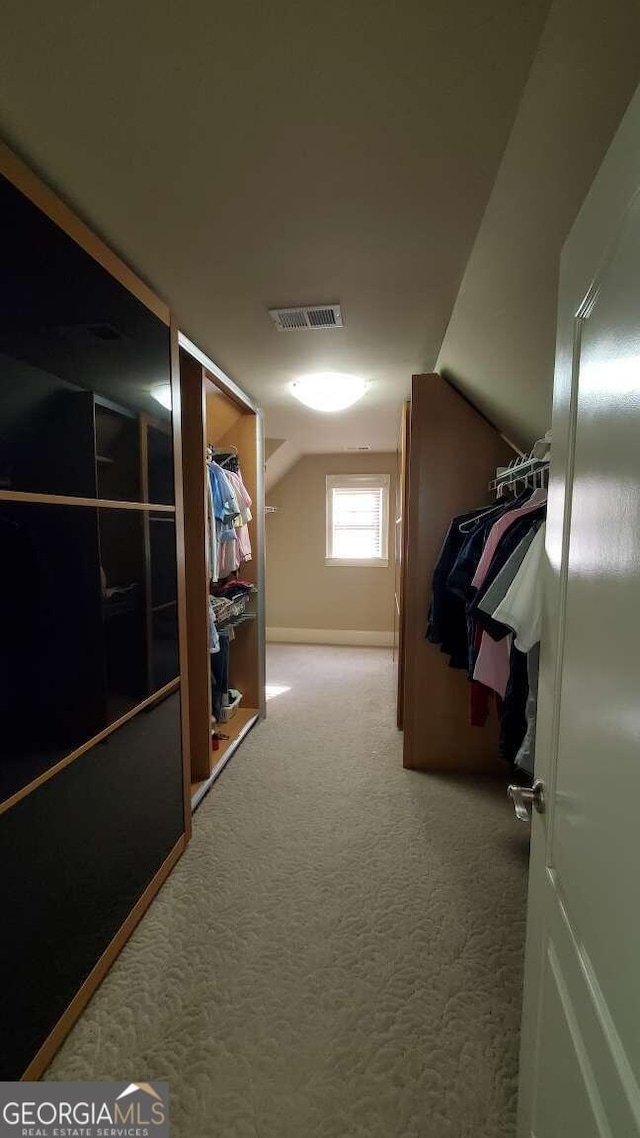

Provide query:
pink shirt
left=471, top=490, right=546, bottom=696
left=471, top=489, right=546, bottom=589
left=473, top=632, right=511, bottom=698
left=226, top=469, right=253, bottom=563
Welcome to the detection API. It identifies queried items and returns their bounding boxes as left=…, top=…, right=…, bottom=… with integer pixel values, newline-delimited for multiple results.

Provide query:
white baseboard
left=267, top=627, right=394, bottom=647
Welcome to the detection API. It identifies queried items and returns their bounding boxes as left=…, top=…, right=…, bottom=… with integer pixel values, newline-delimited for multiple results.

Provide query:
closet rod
left=489, top=455, right=550, bottom=492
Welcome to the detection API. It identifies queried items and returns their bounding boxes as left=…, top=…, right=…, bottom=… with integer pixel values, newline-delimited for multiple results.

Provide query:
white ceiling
left=1, top=0, right=637, bottom=464
left=0, top=0, right=550, bottom=454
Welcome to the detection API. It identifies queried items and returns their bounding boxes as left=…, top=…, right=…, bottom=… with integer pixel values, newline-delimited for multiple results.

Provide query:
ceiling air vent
left=268, top=304, right=343, bottom=332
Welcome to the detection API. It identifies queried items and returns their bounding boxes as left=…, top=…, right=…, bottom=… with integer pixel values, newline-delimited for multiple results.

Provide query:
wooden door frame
left=178, top=335, right=267, bottom=801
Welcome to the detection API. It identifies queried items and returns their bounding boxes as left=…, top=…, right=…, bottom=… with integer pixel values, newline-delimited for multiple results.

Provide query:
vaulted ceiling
left=437, top=0, right=640, bottom=449
left=1, top=0, right=639, bottom=466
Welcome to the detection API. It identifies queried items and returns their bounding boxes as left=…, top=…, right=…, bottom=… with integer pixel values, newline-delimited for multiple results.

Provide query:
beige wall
left=266, top=452, right=396, bottom=636
left=436, top=0, right=640, bottom=448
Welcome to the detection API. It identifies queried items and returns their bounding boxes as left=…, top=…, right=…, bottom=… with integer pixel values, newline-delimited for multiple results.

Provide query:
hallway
left=48, top=646, right=529, bottom=1137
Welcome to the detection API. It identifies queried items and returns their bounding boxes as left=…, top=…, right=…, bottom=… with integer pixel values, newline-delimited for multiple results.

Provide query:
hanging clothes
left=208, top=461, right=235, bottom=518
left=475, top=524, right=541, bottom=632
left=425, top=482, right=548, bottom=769
left=217, top=533, right=240, bottom=578
left=427, top=508, right=484, bottom=668
left=204, top=453, right=257, bottom=728
left=446, top=503, right=513, bottom=605
left=482, top=525, right=547, bottom=774
left=491, top=524, right=545, bottom=653
left=206, top=471, right=218, bottom=581
left=499, top=643, right=530, bottom=765
left=470, top=494, right=546, bottom=696
left=428, top=500, right=517, bottom=669
left=472, top=628, right=512, bottom=699
left=205, top=460, right=253, bottom=581
left=470, top=488, right=547, bottom=589
left=466, top=518, right=542, bottom=693
left=225, top=467, right=253, bottom=563
left=206, top=460, right=246, bottom=581
left=472, top=521, right=545, bottom=695
left=514, top=646, right=540, bottom=776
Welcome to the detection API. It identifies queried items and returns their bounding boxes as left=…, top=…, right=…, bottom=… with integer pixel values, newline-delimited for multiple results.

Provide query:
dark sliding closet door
left=0, top=169, right=186, bottom=1079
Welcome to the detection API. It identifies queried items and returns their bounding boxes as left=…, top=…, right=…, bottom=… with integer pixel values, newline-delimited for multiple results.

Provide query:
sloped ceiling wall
left=436, top=0, right=640, bottom=450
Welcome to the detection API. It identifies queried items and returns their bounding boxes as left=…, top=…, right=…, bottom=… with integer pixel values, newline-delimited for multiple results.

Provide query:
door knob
left=507, top=779, right=546, bottom=822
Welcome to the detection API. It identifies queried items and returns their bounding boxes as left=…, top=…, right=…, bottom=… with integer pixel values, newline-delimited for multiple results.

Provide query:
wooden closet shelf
left=0, top=489, right=176, bottom=512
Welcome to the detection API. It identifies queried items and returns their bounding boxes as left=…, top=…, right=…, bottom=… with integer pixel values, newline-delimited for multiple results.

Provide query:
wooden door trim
left=254, top=409, right=267, bottom=718
left=179, top=348, right=213, bottom=786
left=0, top=490, right=176, bottom=512
left=397, top=399, right=410, bottom=729
left=171, top=320, right=193, bottom=840
left=178, top=332, right=259, bottom=413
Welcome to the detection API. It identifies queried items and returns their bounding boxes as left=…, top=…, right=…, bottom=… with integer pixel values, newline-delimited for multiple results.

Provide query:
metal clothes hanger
left=218, top=453, right=238, bottom=470
left=206, top=444, right=239, bottom=468
left=458, top=501, right=508, bottom=534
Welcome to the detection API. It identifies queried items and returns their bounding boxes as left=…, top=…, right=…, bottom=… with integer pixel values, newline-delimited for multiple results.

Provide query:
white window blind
left=326, top=475, right=390, bottom=566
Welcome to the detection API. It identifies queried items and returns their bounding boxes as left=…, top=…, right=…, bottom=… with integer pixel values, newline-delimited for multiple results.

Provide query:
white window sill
left=325, top=557, right=389, bottom=568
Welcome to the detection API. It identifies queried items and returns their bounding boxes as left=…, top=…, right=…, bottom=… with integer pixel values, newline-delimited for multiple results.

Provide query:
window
left=326, top=474, right=390, bottom=566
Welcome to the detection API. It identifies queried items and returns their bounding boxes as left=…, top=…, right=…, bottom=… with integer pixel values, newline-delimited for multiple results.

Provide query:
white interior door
left=517, top=85, right=640, bottom=1137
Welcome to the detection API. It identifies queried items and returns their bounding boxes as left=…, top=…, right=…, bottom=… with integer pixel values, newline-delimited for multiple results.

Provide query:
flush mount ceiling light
left=152, top=383, right=172, bottom=410
left=291, top=372, right=366, bottom=412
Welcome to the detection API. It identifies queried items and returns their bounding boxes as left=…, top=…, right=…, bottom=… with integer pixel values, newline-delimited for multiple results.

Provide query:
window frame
left=325, top=473, right=391, bottom=567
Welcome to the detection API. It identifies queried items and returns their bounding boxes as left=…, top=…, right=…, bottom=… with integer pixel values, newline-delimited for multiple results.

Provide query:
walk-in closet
left=180, top=338, right=266, bottom=809
left=426, top=444, right=550, bottom=784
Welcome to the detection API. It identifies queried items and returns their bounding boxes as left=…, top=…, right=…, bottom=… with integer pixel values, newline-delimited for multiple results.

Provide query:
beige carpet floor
left=47, top=645, right=529, bottom=1138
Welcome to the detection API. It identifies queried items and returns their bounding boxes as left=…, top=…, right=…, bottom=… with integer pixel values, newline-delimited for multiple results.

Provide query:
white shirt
left=492, top=523, right=545, bottom=652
